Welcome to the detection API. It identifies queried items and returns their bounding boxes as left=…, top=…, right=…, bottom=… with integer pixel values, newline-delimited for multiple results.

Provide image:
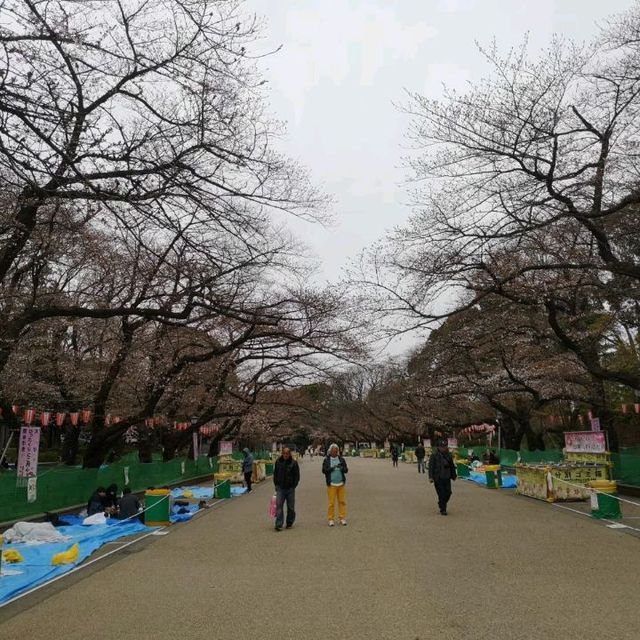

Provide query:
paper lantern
left=55, top=412, right=65, bottom=427
left=81, top=409, right=91, bottom=425
left=622, top=404, right=628, bottom=414
left=635, top=404, right=640, bottom=414
left=23, top=408, right=35, bottom=425
left=40, top=411, right=51, bottom=428
left=105, top=414, right=111, bottom=426
left=69, top=412, right=79, bottom=427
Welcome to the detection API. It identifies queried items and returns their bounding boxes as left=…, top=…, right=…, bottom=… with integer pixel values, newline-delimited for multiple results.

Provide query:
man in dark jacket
left=415, top=442, right=426, bottom=474
left=87, top=486, right=107, bottom=515
left=273, top=447, right=300, bottom=531
left=322, top=443, right=349, bottom=526
left=118, top=486, right=142, bottom=520
left=428, top=440, right=457, bottom=515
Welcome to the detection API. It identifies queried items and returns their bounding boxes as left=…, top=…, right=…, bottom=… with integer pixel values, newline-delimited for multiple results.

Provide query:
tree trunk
left=61, top=426, right=80, bottom=466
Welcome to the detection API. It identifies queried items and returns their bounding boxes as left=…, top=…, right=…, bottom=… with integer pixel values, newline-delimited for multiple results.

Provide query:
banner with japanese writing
left=17, top=426, right=40, bottom=485
left=564, top=431, right=606, bottom=453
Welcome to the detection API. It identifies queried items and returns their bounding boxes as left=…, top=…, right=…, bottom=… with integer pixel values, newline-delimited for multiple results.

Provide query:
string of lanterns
left=3, top=406, right=219, bottom=433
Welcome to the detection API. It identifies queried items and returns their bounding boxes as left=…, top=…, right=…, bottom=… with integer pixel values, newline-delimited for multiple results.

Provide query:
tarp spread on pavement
left=171, top=486, right=214, bottom=499
left=467, top=471, right=518, bottom=489
left=0, top=521, right=151, bottom=605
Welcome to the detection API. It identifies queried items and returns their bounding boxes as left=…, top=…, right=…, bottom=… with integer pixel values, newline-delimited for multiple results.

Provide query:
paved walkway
left=1, top=457, right=639, bottom=639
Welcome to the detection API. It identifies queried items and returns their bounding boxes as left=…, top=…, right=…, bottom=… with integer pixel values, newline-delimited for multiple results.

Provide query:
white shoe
left=328, top=520, right=335, bottom=527
left=340, top=519, right=347, bottom=526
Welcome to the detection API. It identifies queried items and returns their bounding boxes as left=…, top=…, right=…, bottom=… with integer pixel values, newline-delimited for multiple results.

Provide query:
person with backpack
left=428, top=439, right=457, bottom=515
left=322, top=443, right=348, bottom=526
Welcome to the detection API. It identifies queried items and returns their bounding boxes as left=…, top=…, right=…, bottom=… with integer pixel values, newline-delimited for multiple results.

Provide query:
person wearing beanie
left=322, top=443, right=348, bottom=526
left=242, top=448, right=254, bottom=492
left=428, top=439, right=457, bottom=515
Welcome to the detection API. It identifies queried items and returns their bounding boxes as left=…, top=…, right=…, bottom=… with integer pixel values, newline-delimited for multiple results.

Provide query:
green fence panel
left=0, top=454, right=218, bottom=523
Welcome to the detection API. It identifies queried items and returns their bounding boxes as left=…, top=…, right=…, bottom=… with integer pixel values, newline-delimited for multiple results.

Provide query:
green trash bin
left=144, top=489, right=171, bottom=526
left=590, top=481, right=621, bottom=519
left=485, top=465, right=501, bottom=489
left=457, top=462, right=470, bottom=478
left=216, top=479, right=231, bottom=499
left=265, top=462, right=274, bottom=475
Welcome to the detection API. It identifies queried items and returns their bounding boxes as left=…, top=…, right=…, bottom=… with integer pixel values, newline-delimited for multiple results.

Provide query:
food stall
left=515, top=431, right=611, bottom=502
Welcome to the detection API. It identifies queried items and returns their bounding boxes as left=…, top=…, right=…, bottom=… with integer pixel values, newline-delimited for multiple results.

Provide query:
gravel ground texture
left=1, top=456, right=638, bottom=640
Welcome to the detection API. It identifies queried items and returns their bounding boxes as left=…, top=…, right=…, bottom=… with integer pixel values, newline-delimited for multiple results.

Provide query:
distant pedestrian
left=391, top=444, right=399, bottom=468
left=415, top=443, right=426, bottom=474
left=273, top=447, right=300, bottom=531
left=242, top=448, right=254, bottom=492
left=322, top=443, right=348, bottom=526
left=428, top=439, right=457, bottom=515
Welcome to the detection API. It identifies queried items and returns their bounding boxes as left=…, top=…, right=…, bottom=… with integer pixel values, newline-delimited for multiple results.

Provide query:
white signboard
left=564, top=431, right=606, bottom=453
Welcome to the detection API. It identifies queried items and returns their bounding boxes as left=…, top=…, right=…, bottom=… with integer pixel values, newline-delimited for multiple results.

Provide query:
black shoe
left=285, top=524, right=293, bottom=529
left=440, top=511, right=447, bottom=516
left=275, top=526, right=282, bottom=531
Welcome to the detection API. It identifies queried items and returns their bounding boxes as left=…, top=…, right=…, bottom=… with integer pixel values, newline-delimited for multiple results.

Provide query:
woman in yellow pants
left=322, top=444, right=349, bottom=526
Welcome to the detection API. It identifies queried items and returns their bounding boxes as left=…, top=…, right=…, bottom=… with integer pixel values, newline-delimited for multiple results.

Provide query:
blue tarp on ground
left=0, top=521, right=151, bottom=605
left=170, top=503, right=199, bottom=523
left=467, top=471, right=518, bottom=489
left=170, top=486, right=214, bottom=499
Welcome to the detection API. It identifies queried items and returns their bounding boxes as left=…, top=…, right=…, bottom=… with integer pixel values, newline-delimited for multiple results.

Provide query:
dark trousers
left=392, top=458, right=398, bottom=467
left=244, top=471, right=252, bottom=492
left=275, top=487, right=296, bottom=529
left=434, top=478, right=452, bottom=513
left=417, top=459, right=426, bottom=473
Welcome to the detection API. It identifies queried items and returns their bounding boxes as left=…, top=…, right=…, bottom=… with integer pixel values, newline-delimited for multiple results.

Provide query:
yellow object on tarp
left=183, top=490, right=193, bottom=498
left=52, top=542, right=79, bottom=566
left=2, top=549, right=24, bottom=563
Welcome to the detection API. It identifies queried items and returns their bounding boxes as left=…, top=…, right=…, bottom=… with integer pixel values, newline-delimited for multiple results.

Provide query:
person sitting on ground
left=118, top=486, right=142, bottom=520
left=104, top=483, right=119, bottom=508
left=87, top=487, right=107, bottom=515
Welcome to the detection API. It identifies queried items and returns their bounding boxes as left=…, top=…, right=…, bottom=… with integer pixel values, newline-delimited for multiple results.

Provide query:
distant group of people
left=87, top=484, right=141, bottom=520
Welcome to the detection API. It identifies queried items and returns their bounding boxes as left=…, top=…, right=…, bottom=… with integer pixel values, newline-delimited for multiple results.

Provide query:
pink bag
left=269, top=494, right=277, bottom=518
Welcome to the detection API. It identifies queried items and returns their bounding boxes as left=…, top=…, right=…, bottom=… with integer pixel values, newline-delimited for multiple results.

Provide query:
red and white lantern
left=23, top=408, right=35, bottom=425
left=12, top=404, right=20, bottom=416
left=69, top=412, right=79, bottom=427
left=81, top=409, right=91, bottom=425
left=635, top=404, right=640, bottom=414
left=55, top=412, right=66, bottom=427
left=105, top=414, right=111, bottom=426
left=40, top=411, right=51, bottom=428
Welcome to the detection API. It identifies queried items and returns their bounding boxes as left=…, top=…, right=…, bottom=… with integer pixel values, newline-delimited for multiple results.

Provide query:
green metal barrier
left=0, top=453, right=218, bottom=523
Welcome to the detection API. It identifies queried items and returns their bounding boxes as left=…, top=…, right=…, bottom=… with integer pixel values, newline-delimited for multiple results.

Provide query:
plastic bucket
left=589, top=480, right=621, bottom=519
left=216, top=479, right=231, bottom=499
left=144, top=489, right=171, bottom=526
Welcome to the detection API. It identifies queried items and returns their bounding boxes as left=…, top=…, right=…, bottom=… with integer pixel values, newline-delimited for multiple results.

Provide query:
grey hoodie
left=242, top=448, right=254, bottom=474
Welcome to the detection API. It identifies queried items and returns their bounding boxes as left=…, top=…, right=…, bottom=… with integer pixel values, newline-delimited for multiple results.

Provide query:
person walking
left=322, top=443, right=348, bottom=526
left=428, top=439, right=457, bottom=515
left=390, top=444, right=399, bottom=468
left=273, top=447, right=300, bottom=531
left=242, top=448, right=254, bottom=493
left=415, top=442, right=426, bottom=474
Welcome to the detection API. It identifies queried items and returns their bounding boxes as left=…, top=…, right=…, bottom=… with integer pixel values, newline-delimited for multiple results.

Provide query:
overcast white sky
left=246, top=0, right=632, bottom=285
